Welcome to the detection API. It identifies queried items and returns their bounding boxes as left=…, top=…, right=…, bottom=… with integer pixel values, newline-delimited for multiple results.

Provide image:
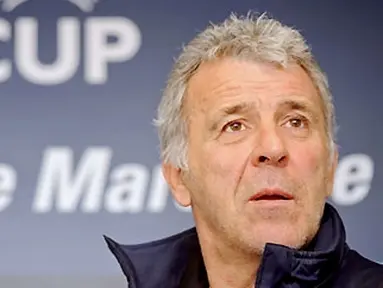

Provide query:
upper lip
left=249, top=188, right=294, bottom=201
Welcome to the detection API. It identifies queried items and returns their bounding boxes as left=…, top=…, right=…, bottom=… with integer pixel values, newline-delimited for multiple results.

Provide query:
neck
left=196, top=224, right=261, bottom=288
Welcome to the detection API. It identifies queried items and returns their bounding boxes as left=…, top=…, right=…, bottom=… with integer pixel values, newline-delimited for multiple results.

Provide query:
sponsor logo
left=0, top=148, right=374, bottom=214
left=0, top=0, right=142, bottom=85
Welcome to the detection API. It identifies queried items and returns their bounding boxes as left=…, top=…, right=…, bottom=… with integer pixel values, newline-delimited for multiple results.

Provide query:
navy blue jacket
left=104, top=203, right=383, bottom=287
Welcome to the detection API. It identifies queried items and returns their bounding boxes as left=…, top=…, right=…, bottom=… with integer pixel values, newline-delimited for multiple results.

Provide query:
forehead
left=184, top=57, right=322, bottom=114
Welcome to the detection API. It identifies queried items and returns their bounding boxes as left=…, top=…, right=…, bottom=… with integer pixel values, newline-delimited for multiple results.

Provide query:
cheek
left=289, top=138, right=326, bottom=176
left=199, top=143, right=251, bottom=192
left=289, top=141, right=329, bottom=201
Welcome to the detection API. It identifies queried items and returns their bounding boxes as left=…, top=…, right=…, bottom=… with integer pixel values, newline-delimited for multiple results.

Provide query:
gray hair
left=153, top=11, right=337, bottom=170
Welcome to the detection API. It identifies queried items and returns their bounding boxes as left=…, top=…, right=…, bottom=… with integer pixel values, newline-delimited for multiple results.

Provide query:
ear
left=326, top=147, right=339, bottom=197
left=162, top=163, right=191, bottom=207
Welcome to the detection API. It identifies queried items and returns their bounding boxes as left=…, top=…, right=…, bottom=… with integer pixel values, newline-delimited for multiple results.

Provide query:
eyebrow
left=220, top=102, right=258, bottom=116
left=208, top=98, right=319, bottom=130
left=277, top=99, right=318, bottom=119
left=212, top=99, right=314, bottom=120
left=209, top=102, right=257, bottom=131
left=279, top=99, right=307, bottom=111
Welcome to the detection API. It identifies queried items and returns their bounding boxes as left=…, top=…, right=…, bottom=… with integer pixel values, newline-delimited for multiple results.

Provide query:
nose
left=250, top=126, right=289, bottom=168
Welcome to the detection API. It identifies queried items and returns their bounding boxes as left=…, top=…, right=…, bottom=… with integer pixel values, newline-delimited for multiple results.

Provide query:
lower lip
left=248, top=199, right=294, bottom=207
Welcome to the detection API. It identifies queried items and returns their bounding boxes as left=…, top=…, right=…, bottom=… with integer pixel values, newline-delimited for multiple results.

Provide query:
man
left=104, top=12, right=383, bottom=288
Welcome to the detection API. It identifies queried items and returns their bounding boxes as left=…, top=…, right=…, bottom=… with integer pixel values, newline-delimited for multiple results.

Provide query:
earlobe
left=162, top=163, right=192, bottom=207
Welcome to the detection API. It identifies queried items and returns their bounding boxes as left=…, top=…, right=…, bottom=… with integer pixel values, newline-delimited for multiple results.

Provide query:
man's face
left=165, top=57, right=337, bottom=253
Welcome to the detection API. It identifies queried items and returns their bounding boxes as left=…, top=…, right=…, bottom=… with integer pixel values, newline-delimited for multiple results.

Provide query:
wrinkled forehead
left=183, top=58, right=323, bottom=118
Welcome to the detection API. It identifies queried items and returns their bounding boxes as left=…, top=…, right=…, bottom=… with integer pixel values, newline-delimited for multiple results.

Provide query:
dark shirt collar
left=105, top=203, right=348, bottom=288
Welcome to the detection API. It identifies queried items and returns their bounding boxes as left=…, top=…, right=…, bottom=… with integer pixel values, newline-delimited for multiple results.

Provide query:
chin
left=247, top=223, right=310, bottom=253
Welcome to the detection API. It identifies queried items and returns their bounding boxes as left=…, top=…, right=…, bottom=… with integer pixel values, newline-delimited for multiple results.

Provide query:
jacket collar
left=104, top=203, right=348, bottom=288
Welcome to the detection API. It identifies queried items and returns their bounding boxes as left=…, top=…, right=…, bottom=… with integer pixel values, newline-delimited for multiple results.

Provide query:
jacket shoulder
left=103, top=227, right=201, bottom=288
left=334, top=248, right=383, bottom=287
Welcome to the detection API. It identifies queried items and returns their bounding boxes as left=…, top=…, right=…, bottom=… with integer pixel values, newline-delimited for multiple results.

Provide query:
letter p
left=85, top=17, right=141, bottom=84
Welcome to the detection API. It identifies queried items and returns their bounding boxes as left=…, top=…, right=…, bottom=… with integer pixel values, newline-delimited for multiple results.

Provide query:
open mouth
left=249, top=188, right=293, bottom=201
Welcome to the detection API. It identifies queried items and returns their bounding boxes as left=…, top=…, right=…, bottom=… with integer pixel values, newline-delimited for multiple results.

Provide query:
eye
left=284, top=116, right=309, bottom=129
left=223, top=121, right=246, bottom=132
